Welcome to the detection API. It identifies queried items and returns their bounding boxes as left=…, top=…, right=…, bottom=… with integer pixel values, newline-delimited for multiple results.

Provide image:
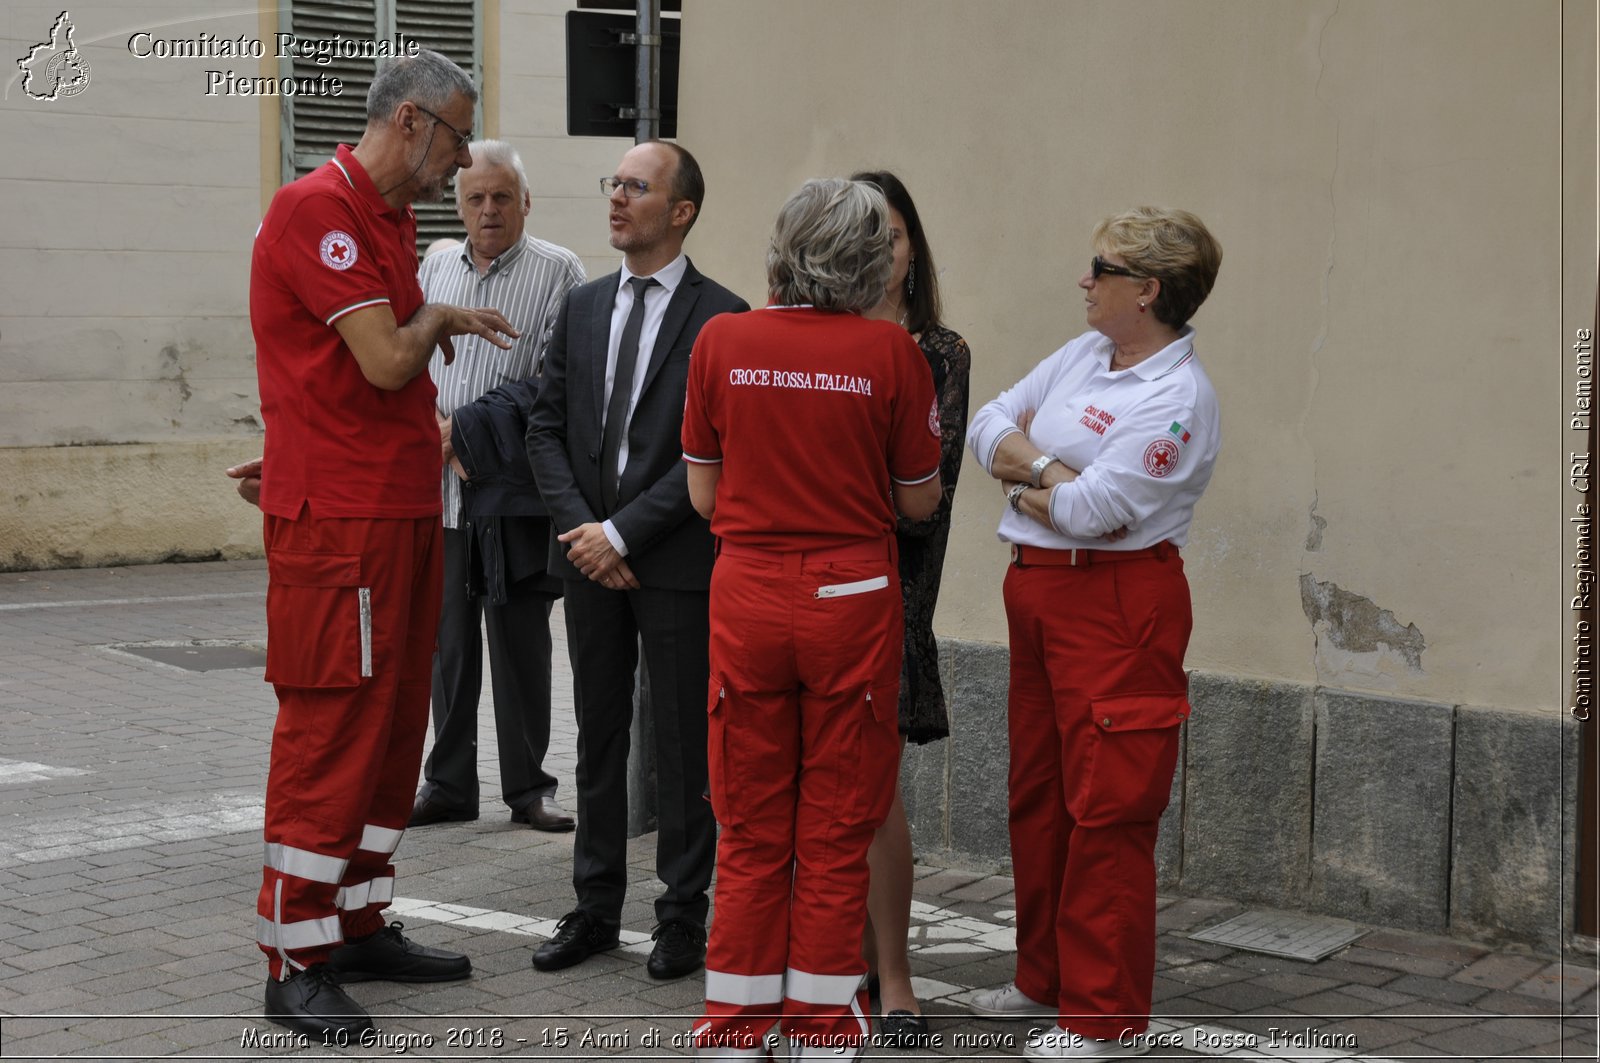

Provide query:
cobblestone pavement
left=0, top=561, right=1594, bottom=1060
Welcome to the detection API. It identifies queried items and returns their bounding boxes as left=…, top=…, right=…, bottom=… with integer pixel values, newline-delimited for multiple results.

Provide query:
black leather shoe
left=531, top=910, right=620, bottom=972
left=264, top=965, right=373, bottom=1038
left=409, top=793, right=477, bottom=827
left=511, top=795, right=575, bottom=832
left=328, top=921, right=471, bottom=983
left=879, top=1010, right=931, bottom=1049
left=646, top=917, right=706, bottom=980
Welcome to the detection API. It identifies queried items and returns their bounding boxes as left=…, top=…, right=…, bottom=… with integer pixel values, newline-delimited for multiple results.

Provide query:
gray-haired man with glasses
left=240, top=49, right=512, bottom=1043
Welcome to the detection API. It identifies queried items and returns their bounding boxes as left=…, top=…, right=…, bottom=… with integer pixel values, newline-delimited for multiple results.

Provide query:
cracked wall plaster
left=1299, top=573, right=1425, bottom=673
left=1305, top=498, right=1327, bottom=551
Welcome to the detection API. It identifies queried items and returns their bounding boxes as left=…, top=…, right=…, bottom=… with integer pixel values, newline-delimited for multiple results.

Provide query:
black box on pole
left=565, top=10, right=680, bottom=138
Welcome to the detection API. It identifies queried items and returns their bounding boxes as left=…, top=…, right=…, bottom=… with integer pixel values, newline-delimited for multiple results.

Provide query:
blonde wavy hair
left=1094, top=207, right=1222, bottom=330
left=766, top=178, right=893, bottom=313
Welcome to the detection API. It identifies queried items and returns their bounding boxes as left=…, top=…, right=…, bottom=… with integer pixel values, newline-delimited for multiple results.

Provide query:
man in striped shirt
left=409, top=141, right=587, bottom=834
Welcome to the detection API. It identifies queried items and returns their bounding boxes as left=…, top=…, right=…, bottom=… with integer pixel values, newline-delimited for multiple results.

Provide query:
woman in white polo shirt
left=966, top=207, right=1223, bottom=1061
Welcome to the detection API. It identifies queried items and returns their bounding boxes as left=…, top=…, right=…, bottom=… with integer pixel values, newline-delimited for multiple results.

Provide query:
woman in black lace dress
left=852, top=170, right=971, bottom=1048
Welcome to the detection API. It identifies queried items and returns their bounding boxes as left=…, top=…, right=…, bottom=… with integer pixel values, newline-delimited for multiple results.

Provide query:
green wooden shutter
left=281, top=1, right=380, bottom=182
left=395, top=0, right=481, bottom=250
left=282, top=0, right=482, bottom=255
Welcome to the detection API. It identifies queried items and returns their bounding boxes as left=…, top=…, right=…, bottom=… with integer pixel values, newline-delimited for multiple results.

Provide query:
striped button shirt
left=422, top=234, right=586, bottom=527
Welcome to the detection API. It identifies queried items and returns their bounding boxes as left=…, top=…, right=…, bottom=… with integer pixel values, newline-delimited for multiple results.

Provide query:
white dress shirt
left=601, top=252, right=688, bottom=555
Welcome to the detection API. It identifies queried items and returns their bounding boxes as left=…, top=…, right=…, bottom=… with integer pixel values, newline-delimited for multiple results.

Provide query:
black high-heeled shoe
left=879, top=1010, right=931, bottom=1049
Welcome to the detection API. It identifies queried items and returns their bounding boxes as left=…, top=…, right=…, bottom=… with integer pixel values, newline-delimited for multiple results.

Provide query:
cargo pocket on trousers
left=706, top=678, right=741, bottom=828
left=846, top=683, right=902, bottom=830
left=1075, top=693, right=1189, bottom=827
left=264, top=550, right=366, bottom=689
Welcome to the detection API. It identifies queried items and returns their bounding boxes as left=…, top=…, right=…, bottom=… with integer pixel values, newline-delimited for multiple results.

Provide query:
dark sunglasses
left=1091, top=255, right=1144, bottom=280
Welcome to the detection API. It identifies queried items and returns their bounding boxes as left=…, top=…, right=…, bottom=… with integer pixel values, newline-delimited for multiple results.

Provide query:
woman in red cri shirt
left=683, top=177, right=942, bottom=1060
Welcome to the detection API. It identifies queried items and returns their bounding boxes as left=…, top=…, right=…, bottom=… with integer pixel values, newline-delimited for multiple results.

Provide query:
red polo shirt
left=682, top=307, right=940, bottom=550
left=250, top=144, right=440, bottom=519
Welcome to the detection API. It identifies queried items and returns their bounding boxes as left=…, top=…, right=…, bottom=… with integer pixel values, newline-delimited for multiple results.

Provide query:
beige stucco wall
left=2, top=0, right=1587, bottom=714
left=0, top=0, right=623, bottom=571
left=496, top=0, right=627, bottom=281
left=1563, top=0, right=1597, bottom=721
left=1, top=2, right=267, bottom=567
left=677, top=0, right=1578, bottom=712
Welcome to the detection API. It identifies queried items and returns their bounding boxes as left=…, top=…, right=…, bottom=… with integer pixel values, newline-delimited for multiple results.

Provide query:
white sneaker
left=1024, top=1025, right=1151, bottom=1060
left=967, top=982, right=1055, bottom=1019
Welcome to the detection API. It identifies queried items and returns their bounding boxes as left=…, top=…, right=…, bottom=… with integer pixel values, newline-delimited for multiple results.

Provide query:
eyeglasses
left=600, top=177, right=653, bottom=199
left=413, top=104, right=472, bottom=150
left=1091, top=255, right=1144, bottom=280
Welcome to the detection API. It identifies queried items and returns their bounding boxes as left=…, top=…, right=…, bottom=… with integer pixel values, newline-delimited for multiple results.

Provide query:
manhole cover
left=112, top=641, right=267, bottom=672
left=1189, top=910, right=1367, bottom=962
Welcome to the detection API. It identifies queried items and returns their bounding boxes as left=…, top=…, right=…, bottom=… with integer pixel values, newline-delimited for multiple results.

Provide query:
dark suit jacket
left=525, top=259, right=748, bottom=590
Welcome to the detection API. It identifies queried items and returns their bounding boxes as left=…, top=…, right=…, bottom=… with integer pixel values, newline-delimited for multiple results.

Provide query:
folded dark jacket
left=452, top=379, right=560, bottom=604
left=452, top=379, right=547, bottom=519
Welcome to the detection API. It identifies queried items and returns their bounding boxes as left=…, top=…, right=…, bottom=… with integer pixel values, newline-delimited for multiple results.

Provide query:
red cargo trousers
left=255, top=508, right=442, bottom=980
left=1003, top=546, right=1192, bottom=1040
left=694, top=542, right=902, bottom=1059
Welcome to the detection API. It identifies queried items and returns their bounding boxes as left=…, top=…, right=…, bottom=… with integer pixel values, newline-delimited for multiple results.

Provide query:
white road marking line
left=0, top=591, right=264, bottom=613
left=387, top=897, right=653, bottom=947
left=0, top=790, right=263, bottom=867
left=0, top=758, right=90, bottom=784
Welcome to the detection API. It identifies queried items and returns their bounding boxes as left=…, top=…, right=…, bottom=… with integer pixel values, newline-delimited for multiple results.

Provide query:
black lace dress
left=895, top=324, right=971, bottom=743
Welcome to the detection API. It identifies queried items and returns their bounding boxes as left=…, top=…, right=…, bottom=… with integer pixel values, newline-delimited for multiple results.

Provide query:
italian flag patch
left=1169, top=421, right=1191, bottom=444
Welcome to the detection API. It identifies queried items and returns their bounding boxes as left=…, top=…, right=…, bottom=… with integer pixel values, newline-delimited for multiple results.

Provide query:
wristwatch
left=1029, top=453, right=1061, bottom=488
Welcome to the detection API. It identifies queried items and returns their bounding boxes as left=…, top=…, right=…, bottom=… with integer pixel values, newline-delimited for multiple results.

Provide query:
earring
left=907, top=259, right=916, bottom=300
left=1138, top=302, right=1147, bottom=313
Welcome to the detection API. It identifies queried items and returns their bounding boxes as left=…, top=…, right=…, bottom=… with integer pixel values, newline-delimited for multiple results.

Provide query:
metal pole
left=625, top=0, right=664, bottom=839
left=633, top=0, right=661, bottom=143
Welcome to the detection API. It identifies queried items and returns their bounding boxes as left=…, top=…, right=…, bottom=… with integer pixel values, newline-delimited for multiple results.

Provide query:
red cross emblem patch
left=1142, top=438, right=1180, bottom=478
left=319, top=230, right=358, bottom=271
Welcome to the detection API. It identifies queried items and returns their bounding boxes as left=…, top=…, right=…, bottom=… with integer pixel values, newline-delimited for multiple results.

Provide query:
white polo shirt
left=967, top=327, right=1220, bottom=550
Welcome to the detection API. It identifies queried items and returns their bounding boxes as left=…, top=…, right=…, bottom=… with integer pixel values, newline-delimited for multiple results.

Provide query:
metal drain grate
left=110, top=641, right=267, bottom=672
left=1189, top=910, right=1367, bottom=962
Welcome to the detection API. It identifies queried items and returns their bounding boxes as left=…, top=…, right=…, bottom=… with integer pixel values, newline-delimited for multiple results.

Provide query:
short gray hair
left=455, top=139, right=529, bottom=210
left=366, top=49, right=477, bottom=124
left=766, top=178, right=892, bottom=313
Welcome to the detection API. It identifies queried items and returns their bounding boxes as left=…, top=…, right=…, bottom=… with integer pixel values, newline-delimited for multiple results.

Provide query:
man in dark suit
left=525, top=140, right=748, bottom=981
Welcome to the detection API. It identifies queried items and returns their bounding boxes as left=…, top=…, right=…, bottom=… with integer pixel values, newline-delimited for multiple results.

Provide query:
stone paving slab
left=0, top=562, right=1594, bottom=1060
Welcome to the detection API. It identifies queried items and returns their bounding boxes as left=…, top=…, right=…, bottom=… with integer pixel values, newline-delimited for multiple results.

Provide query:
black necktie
left=600, top=276, right=658, bottom=513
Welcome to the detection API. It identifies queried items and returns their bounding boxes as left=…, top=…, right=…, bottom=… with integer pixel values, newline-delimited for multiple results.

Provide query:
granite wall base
left=904, top=637, right=1582, bottom=951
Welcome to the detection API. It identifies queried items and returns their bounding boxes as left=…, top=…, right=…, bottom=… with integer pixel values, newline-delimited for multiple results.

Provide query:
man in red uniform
left=242, top=50, right=518, bottom=1038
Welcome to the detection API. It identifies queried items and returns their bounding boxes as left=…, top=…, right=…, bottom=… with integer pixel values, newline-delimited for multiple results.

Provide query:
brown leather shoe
left=512, top=794, right=575, bottom=832
left=408, top=793, right=477, bottom=828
